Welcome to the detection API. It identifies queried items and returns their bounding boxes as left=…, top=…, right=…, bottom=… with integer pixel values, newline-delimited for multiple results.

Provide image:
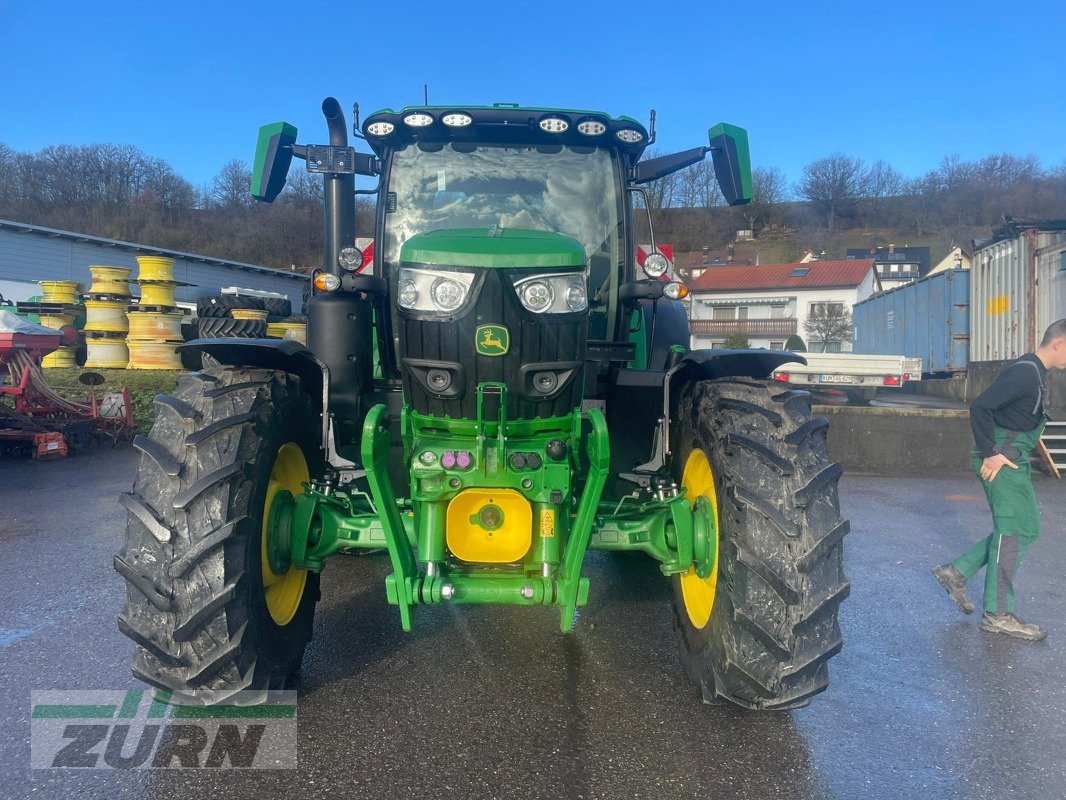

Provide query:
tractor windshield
left=384, top=142, right=622, bottom=268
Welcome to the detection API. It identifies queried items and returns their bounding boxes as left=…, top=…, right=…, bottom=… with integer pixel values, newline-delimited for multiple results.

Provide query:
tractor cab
left=363, top=106, right=649, bottom=352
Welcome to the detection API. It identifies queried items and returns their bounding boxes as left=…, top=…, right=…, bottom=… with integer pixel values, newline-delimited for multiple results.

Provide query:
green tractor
left=116, top=98, right=849, bottom=710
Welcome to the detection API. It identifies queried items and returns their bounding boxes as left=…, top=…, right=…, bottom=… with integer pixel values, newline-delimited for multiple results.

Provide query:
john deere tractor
left=116, top=98, right=849, bottom=710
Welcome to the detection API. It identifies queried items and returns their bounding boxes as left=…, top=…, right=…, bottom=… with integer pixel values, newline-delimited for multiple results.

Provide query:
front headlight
left=397, top=267, right=475, bottom=313
left=514, top=273, right=587, bottom=314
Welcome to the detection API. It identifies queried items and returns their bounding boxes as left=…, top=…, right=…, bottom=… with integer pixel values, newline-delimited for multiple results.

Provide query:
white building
left=846, top=245, right=929, bottom=290
left=688, top=259, right=878, bottom=352
left=927, top=244, right=971, bottom=276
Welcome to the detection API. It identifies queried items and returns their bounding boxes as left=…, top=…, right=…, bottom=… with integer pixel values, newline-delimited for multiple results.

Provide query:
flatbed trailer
left=773, top=352, right=923, bottom=401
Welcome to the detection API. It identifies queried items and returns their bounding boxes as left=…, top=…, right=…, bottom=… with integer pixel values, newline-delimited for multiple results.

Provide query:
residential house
left=687, top=259, right=878, bottom=352
left=677, top=245, right=760, bottom=281
left=846, top=244, right=931, bottom=289
left=927, top=244, right=971, bottom=276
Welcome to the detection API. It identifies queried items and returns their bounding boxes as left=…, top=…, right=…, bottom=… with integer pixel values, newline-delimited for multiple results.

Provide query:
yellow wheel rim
left=679, top=448, right=720, bottom=629
left=261, top=443, right=309, bottom=626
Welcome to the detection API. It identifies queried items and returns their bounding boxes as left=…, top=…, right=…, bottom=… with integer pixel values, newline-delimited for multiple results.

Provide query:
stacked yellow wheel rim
left=84, top=265, right=132, bottom=368
left=133, top=255, right=178, bottom=309
left=84, top=298, right=130, bottom=368
left=38, top=280, right=83, bottom=368
left=126, top=309, right=183, bottom=369
left=39, top=280, right=80, bottom=305
left=39, top=312, right=77, bottom=367
left=88, top=266, right=132, bottom=296
left=127, top=256, right=183, bottom=369
left=126, top=340, right=183, bottom=369
left=135, top=256, right=175, bottom=281
left=138, top=281, right=178, bottom=306
left=231, top=308, right=268, bottom=322
left=267, top=321, right=307, bottom=345
left=127, top=309, right=183, bottom=341
left=84, top=299, right=128, bottom=333
left=85, top=335, right=129, bottom=368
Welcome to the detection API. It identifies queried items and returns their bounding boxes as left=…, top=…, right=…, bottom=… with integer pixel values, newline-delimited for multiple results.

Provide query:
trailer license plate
left=819, top=374, right=856, bottom=383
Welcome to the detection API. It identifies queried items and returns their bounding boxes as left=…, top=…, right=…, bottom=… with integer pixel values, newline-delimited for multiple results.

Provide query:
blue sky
left=2, top=0, right=1064, bottom=190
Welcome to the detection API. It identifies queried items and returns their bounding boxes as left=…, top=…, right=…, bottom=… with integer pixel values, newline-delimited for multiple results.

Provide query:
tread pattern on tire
left=197, top=295, right=291, bottom=322
left=115, top=366, right=319, bottom=704
left=671, top=379, right=850, bottom=710
left=196, top=295, right=264, bottom=317
left=261, top=297, right=291, bottom=321
left=196, top=317, right=267, bottom=339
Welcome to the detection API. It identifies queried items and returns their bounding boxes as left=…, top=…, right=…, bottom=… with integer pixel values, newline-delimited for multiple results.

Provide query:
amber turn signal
left=313, top=272, right=341, bottom=292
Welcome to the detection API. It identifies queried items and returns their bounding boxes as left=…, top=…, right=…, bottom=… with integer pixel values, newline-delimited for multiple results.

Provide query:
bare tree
left=281, top=169, right=322, bottom=208
left=141, top=158, right=196, bottom=211
left=864, top=160, right=905, bottom=199
left=745, top=166, right=788, bottom=232
left=211, top=159, right=253, bottom=209
left=675, top=160, right=723, bottom=208
left=0, top=143, right=18, bottom=211
left=803, top=303, right=854, bottom=351
left=797, top=154, right=867, bottom=231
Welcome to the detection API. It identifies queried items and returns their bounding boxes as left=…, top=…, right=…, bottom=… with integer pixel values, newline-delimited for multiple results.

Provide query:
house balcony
left=689, top=318, right=799, bottom=336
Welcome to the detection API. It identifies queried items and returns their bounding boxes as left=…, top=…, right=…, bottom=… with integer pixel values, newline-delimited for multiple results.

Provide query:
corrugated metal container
left=1037, top=244, right=1066, bottom=334
left=853, top=268, right=970, bottom=374
left=971, top=227, right=1066, bottom=362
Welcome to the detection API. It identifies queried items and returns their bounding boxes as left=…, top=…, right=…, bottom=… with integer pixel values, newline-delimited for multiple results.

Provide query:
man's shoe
left=932, top=564, right=975, bottom=614
left=980, top=613, right=1048, bottom=641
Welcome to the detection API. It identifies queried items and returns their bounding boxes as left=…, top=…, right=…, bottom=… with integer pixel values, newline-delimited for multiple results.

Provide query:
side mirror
left=708, top=123, right=752, bottom=206
left=251, top=121, right=298, bottom=203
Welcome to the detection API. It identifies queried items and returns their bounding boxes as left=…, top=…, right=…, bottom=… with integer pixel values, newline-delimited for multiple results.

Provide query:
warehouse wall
left=0, top=226, right=308, bottom=304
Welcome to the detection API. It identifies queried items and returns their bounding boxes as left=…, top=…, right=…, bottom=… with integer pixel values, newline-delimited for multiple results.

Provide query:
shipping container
left=970, top=220, right=1066, bottom=362
left=853, top=268, right=969, bottom=375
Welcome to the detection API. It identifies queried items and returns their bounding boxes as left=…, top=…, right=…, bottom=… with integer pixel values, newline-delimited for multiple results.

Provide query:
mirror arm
left=630, top=146, right=709, bottom=185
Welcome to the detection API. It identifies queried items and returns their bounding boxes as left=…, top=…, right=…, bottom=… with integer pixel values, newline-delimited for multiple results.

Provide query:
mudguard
left=178, top=338, right=328, bottom=419
left=668, top=348, right=806, bottom=415
left=676, top=348, right=805, bottom=382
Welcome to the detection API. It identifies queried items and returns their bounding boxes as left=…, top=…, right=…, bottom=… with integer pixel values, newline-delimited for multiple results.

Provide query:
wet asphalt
left=1, top=448, right=1064, bottom=800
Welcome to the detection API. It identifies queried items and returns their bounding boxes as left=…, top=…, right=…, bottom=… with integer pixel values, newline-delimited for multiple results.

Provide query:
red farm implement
left=0, top=311, right=133, bottom=459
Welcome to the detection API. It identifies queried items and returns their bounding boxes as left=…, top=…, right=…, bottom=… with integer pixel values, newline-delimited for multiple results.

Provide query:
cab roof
left=361, top=104, right=651, bottom=163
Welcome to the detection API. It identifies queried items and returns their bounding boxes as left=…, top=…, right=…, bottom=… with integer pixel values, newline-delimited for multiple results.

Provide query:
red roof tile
left=689, top=260, right=875, bottom=292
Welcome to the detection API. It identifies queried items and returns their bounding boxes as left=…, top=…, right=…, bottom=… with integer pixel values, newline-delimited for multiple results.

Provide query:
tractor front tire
left=115, top=365, right=322, bottom=703
left=671, top=378, right=849, bottom=710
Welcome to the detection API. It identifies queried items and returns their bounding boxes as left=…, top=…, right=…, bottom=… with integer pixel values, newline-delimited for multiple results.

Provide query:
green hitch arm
left=361, top=403, right=419, bottom=631
left=557, top=407, right=610, bottom=632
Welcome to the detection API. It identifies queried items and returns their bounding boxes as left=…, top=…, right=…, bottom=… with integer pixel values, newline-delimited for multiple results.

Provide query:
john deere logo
left=476, top=325, right=509, bottom=356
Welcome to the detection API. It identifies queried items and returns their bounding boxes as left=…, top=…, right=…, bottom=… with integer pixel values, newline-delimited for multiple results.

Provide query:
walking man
left=933, top=319, right=1066, bottom=640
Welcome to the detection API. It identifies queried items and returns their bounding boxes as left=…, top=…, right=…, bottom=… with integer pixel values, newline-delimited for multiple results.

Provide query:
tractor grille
left=399, top=269, right=586, bottom=419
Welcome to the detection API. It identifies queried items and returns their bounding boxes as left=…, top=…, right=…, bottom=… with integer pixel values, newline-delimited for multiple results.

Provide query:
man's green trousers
left=952, top=423, right=1044, bottom=614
